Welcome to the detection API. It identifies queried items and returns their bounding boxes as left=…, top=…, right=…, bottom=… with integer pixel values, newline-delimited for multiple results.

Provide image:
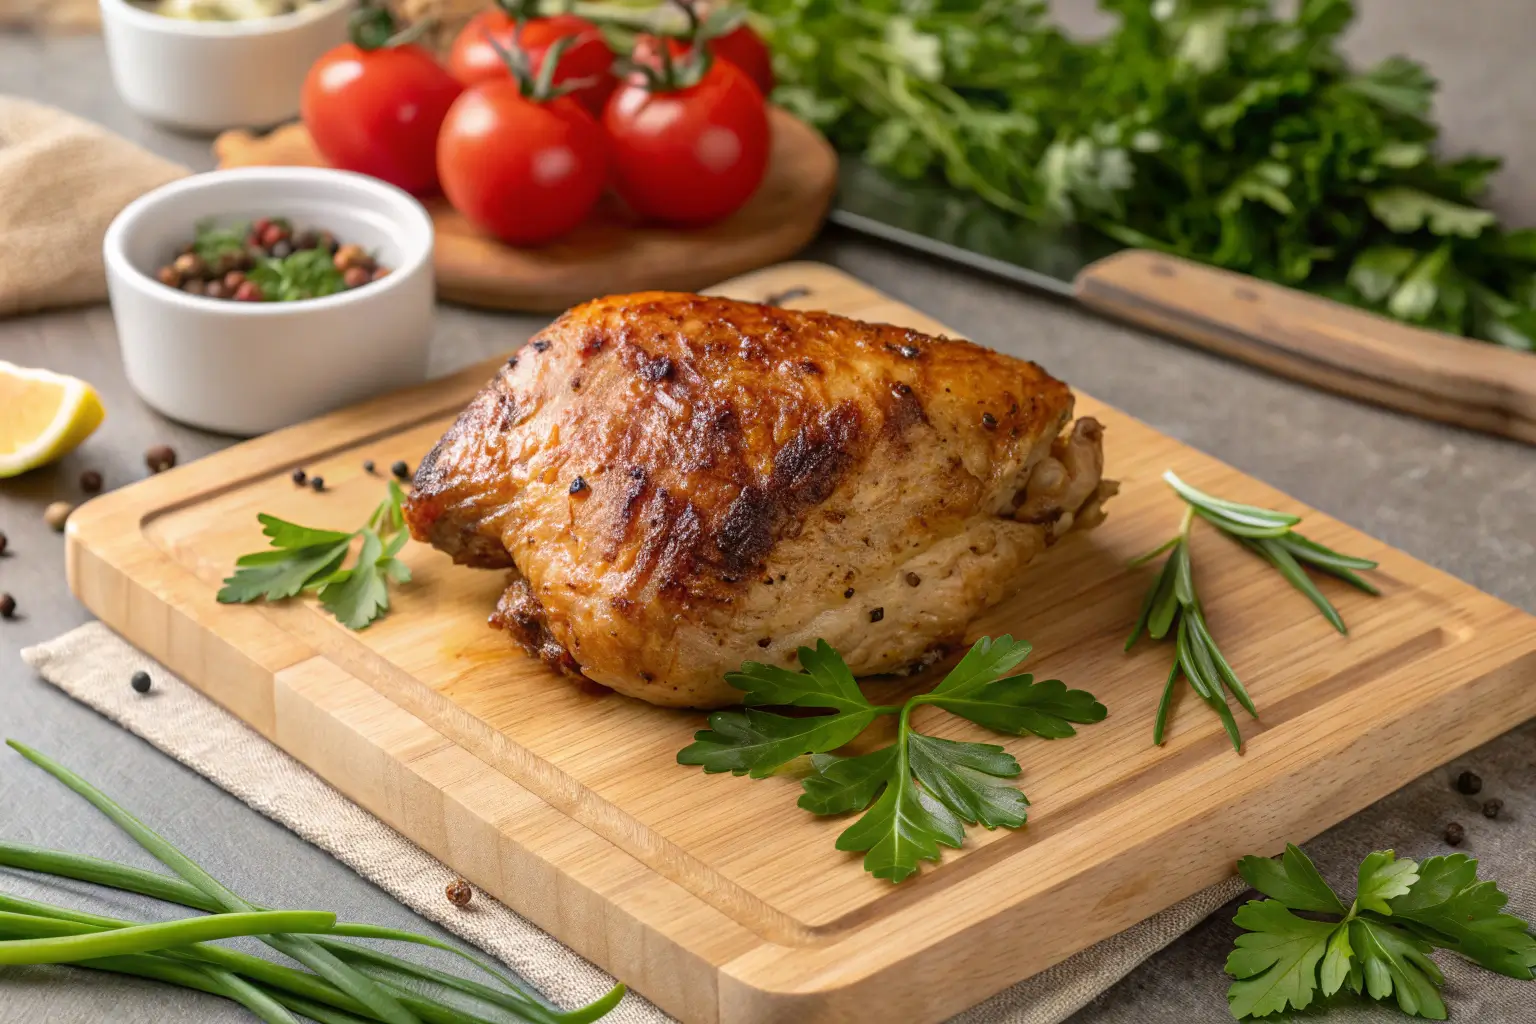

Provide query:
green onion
left=8, top=740, right=421, bottom=1024
left=0, top=744, right=625, bottom=1023
left=0, top=909, right=333, bottom=964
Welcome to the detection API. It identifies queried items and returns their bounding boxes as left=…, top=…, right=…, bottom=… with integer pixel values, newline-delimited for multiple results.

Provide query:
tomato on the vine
left=604, top=40, right=769, bottom=227
left=301, top=5, right=462, bottom=196
left=447, top=3, right=614, bottom=117
left=438, top=37, right=610, bottom=246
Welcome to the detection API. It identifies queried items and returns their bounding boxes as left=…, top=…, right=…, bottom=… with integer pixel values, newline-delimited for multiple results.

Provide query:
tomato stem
left=347, top=0, right=433, bottom=51
left=482, top=22, right=590, bottom=104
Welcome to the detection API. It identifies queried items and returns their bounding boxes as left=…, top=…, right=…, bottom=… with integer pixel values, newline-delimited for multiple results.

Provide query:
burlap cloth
left=0, top=97, right=188, bottom=316
left=21, top=621, right=1247, bottom=1024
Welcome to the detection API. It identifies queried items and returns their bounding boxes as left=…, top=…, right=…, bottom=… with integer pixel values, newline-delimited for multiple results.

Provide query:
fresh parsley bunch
left=748, top=0, right=1536, bottom=348
left=1228, top=844, right=1536, bottom=1019
left=218, top=481, right=412, bottom=630
left=678, top=637, right=1105, bottom=882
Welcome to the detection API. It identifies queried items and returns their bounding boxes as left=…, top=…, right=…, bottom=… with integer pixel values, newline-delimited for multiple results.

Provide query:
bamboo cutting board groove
left=67, top=264, right=1536, bottom=1024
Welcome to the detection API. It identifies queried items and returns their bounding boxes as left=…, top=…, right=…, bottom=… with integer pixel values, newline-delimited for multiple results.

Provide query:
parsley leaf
left=1238, top=843, right=1348, bottom=915
left=218, top=481, right=411, bottom=631
left=247, top=247, right=348, bottom=302
left=1351, top=918, right=1446, bottom=1020
left=799, top=749, right=895, bottom=815
left=318, top=529, right=390, bottom=631
left=680, top=636, right=1104, bottom=882
left=1388, top=855, right=1536, bottom=979
left=906, top=733, right=1028, bottom=829
left=677, top=706, right=880, bottom=779
left=1356, top=850, right=1419, bottom=915
left=1227, top=843, right=1535, bottom=1019
left=1225, top=900, right=1338, bottom=1017
left=678, top=640, right=899, bottom=778
left=833, top=743, right=965, bottom=883
left=923, top=674, right=1107, bottom=738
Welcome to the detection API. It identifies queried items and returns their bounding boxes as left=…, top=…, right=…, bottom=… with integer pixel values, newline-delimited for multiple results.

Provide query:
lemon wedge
left=0, top=361, right=106, bottom=478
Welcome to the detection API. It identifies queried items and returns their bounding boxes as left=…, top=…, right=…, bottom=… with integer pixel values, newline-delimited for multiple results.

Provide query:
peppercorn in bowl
left=104, top=166, right=434, bottom=436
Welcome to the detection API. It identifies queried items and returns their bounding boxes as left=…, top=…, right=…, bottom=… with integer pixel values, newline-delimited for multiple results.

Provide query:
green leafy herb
left=737, top=0, right=1536, bottom=348
left=218, top=481, right=411, bottom=630
left=247, top=247, right=348, bottom=302
left=679, top=636, right=1105, bottom=882
left=191, top=218, right=249, bottom=265
left=1126, top=471, right=1379, bottom=749
left=1226, top=843, right=1534, bottom=1019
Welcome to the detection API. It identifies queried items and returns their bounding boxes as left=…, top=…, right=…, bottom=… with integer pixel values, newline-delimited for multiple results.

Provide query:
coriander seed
left=0, top=593, right=15, bottom=619
left=44, top=501, right=73, bottom=531
left=445, top=878, right=472, bottom=907
left=131, top=670, right=152, bottom=693
left=1455, top=770, right=1482, bottom=795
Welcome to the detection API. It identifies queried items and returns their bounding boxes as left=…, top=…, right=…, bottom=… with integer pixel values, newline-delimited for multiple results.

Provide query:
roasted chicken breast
left=406, top=293, right=1113, bottom=707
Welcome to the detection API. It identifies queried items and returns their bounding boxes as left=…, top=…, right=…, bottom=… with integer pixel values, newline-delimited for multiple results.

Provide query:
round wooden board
left=214, top=108, right=838, bottom=312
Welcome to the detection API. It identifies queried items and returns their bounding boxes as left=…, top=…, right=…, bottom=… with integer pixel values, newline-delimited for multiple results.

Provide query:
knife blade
left=829, top=158, right=1536, bottom=446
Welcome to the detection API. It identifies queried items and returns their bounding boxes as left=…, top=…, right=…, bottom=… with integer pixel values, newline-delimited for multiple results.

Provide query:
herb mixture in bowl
left=132, top=0, right=322, bottom=21
left=155, top=218, right=389, bottom=302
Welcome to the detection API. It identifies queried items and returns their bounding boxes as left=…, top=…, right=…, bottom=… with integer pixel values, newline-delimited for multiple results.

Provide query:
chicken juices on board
left=405, top=293, right=1114, bottom=707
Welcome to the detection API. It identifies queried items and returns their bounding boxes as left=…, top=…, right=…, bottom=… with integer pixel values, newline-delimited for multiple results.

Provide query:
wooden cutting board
left=66, top=263, right=1536, bottom=1024
left=214, top=109, right=838, bottom=312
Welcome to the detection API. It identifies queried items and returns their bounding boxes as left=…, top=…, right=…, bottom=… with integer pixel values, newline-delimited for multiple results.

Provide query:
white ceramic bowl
left=104, top=167, right=435, bottom=436
left=99, top=0, right=351, bottom=133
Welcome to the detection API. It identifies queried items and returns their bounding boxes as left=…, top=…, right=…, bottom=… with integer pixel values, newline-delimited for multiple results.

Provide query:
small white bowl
left=99, top=0, right=352, bottom=133
left=104, top=167, right=435, bottom=436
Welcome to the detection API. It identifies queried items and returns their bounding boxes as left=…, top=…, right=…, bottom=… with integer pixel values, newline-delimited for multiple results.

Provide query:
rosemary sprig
left=1164, top=472, right=1382, bottom=632
left=1126, top=473, right=1381, bottom=751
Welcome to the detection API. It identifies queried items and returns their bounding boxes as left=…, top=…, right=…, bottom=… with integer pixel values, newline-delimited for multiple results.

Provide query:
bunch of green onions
left=0, top=740, right=624, bottom=1024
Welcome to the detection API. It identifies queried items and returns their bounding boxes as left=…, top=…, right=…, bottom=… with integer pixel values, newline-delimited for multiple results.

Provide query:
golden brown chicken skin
left=406, top=293, right=1113, bottom=707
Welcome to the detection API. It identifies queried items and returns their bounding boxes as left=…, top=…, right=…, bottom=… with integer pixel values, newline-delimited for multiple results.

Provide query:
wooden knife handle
left=1073, top=250, right=1536, bottom=445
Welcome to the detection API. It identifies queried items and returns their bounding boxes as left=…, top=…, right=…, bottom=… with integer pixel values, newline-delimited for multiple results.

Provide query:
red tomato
left=437, top=83, right=609, bottom=246
left=447, top=12, right=615, bottom=117
left=603, top=57, right=769, bottom=227
left=301, top=43, right=462, bottom=196
left=666, top=24, right=773, bottom=97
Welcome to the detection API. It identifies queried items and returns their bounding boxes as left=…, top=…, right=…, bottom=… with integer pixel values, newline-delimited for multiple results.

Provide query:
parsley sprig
left=190, top=217, right=252, bottom=265
left=1227, top=844, right=1536, bottom=1019
left=1127, top=472, right=1380, bottom=751
left=247, top=247, right=348, bottom=302
left=678, top=637, right=1106, bottom=882
left=217, top=481, right=411, bottom=630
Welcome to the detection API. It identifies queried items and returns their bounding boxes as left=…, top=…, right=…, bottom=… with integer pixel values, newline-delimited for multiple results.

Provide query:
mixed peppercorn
left=154, top=217, right=390, bottom=302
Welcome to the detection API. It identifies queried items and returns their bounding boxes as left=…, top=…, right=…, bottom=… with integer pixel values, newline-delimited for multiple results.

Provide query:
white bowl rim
left=104, top=166, right=435, bottom=318
left=100, top=0, right=351, bottom=38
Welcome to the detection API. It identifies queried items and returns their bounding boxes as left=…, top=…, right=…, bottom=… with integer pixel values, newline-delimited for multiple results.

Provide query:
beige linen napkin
left=0, top=98, right=188, bottom=316
left=22, top=621, right=1245, bottom=1024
